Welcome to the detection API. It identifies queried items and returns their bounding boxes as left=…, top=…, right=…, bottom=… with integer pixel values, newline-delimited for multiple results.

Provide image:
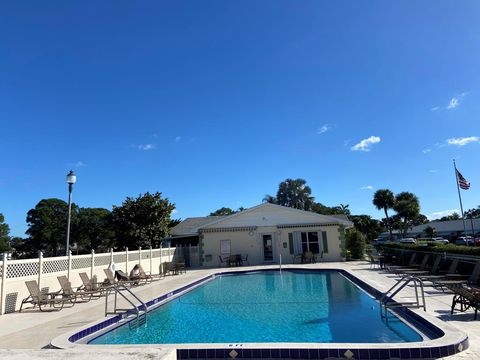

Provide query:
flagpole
left=453, top=159, right=467, bottom=237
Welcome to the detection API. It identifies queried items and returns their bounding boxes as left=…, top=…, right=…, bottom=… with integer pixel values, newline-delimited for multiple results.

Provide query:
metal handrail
left=105, top=284, right=147, bottom=328
left=380, top=275, right=426, bottom=319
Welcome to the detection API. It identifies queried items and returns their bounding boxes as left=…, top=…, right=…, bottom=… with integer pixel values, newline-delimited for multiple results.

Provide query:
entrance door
left=263, top=234, right=273, bottom=261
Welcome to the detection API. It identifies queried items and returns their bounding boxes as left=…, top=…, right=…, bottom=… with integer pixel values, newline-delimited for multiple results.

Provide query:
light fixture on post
left=65, top=170, right=77, bottom=256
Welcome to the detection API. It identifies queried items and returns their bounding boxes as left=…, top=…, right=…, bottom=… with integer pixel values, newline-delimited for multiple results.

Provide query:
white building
left=170, top=203, right=353, bottom=267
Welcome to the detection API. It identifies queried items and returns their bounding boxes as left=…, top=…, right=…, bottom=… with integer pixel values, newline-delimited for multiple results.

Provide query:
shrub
left=346, top=229, right=366, bottom=260
left=380, top=242, right=480, bottom=256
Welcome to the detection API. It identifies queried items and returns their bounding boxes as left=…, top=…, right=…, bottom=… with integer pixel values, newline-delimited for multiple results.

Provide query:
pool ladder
left=379, top=275, right=426, bottom=320
left=105, top=284, right=148, bottom=329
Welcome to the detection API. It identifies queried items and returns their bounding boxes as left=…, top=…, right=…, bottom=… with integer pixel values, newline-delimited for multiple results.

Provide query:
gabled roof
left=170, top=216, right=226, bottom=236
left=190, top=203, right=352, bottom=232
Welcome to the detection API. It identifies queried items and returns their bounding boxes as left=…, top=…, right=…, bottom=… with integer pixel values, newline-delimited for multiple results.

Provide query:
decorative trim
left=276, top=223, right=338, bottom=229
left=199, top=226, right=258, bottom=233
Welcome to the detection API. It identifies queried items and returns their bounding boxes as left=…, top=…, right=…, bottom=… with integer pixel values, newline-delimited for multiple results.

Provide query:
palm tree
left=373, top=189, right=395, bottom=240
left=424, top=225, right=436, bottom=239
left=393, top=192, right=420, bottom=237
left=262, top=195, right=277, bottom=204
left=275, top=178, right=315, bottom=211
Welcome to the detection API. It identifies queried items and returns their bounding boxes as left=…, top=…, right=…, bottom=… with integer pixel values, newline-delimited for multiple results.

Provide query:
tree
left=265, top=178, right=315, bottom=210
left=112, top=192, right=175, bottom=249
left=393, top=192, right=420, bottom=237
left=345, top=229, right=366, bottom=260
left=411, top=214, right=429, bottom=226
left=0, top=213, right=11, bottom=252
left=209, top=207, right=236, bottom=216
left=10, top=237, right=27, bottom=258
left=464, top=207, right=480, bottom=219
left=424, top=225, right=436, bottom=239
left=350, top=215, right=384, bottom=242
left=262, top=195, right=277, bottom=204
left=373, top=189, right=395, bottom=240
left=311, top=202, right=337, bottom=215
left=435, top=212, right=460, bottom=222
left=76, top=208, right=115, bottom=253
left=331, top=204, right=351, bottom=216
left=25, top=198, right=79, bottom=257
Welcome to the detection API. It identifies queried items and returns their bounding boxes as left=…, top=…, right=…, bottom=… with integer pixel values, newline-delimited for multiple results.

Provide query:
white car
left=432, top=237, right=449, bottom=245
left=399, top=238, right=416, bottom=244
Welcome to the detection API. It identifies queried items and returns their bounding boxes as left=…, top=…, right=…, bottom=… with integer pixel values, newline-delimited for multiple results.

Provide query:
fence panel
left=0, top=246, right=181, bottom=315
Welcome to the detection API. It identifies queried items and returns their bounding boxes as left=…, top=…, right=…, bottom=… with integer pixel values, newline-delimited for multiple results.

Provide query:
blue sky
left=1, top=1, right=479, bottom=237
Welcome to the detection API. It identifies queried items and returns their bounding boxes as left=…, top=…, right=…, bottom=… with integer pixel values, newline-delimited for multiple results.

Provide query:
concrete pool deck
left=0, top=262, right=478, bottom=359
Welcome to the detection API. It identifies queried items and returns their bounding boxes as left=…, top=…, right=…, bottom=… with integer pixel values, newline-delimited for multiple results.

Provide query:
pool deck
left=0, top=261, right=478, bottom=359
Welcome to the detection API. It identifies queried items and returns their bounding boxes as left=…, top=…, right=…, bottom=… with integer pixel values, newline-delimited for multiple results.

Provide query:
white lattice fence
left=0, top=246, right=179, bottom=315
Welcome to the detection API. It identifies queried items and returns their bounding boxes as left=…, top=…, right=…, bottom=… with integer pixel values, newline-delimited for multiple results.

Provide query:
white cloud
left=428, top=169, right=438, bottom=173
left=428, top=209, right=460, bottom=220
left=172, top=209, right=178, bottom=214
left=343, top=140, right=350, bottom=147
left=447, top=137, right=480, bottom=146
left=351, top=136, right=381, bottom=152
left=138, top=144, right=155, bottom=151
left=422, top=149, right=431, bottom=154
left=175, top=136, right=181, bottom=142
left=446, top=97, right=459, bottom=109
left=74, top=161, right=86, bottom=167
left=446, top=92, right=469, bottom=110
left=317, top=124, right=329, bottom=135
left=431, top=107, right=440, bottom=111
left=360, top=185, right=373, bottom=190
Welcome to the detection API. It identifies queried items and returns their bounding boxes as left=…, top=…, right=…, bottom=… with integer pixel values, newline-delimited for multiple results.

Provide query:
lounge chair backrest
left=447, top=259, right=459, bottom=274
left=25, top=280, right=41, bottom=299
left=57, top=275, right=74, bottom=295
left=116, top=269, right=130, bottom=280
left=79, top=272, right=90, bottom=287
left=104, top=268, right=115, bottom=283
left=162, top=262, right=173, bottom=274
left=137, top=264, right=147, bottom=276
left=407, top=253, right=417, bottom=266
left=419, top=254, right=430, bottom=269
left=430, top=255, right=442, bottom=273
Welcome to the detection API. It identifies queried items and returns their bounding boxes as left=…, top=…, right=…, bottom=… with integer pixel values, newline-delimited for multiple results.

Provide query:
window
left=301, top=231, right=320, bottom=253
left=220, top=239, right=231, bottom=255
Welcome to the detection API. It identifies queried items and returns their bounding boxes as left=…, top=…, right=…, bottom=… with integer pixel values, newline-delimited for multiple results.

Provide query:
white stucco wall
left=199, top=225, right=344, bottom=267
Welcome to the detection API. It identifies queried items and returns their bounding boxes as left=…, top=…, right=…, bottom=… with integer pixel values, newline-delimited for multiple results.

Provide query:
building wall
left=199, top=225, right=344, bottom=267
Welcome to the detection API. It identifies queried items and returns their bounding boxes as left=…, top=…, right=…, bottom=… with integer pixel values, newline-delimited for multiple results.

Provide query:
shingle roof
left=170, top=216, right=226, bottom=235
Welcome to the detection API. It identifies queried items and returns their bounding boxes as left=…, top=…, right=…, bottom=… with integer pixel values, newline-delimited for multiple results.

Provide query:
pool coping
left=51, top=267, right=469, bottom=359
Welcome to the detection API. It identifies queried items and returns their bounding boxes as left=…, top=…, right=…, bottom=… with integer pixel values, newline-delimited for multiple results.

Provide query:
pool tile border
left=56, top=268, right=469, bottom=359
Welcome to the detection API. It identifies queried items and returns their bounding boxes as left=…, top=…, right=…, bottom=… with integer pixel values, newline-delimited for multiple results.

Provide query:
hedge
left=380, top=242, right=480, bottom=256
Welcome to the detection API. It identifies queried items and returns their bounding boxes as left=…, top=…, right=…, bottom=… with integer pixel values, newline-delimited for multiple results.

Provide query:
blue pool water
left=91, top=270, right=424, bottom=344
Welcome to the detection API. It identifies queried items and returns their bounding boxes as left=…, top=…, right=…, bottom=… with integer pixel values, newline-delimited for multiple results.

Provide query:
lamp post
left=65, top=170, right=76, bottom=256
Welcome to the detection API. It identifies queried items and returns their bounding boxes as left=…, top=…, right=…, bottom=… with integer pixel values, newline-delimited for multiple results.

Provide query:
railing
left=105, top=284, right=147, bottom=329
left=379, top=275, right=426, bottom=320
left=0, top=245, right=199, bottom=315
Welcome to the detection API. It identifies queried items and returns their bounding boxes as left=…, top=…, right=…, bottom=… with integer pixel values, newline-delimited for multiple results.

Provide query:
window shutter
left=288, top=233, right=294, bottom=255
left=293, top=232, right=302, bottom=255
left=321, top=231, right=328, bottom=253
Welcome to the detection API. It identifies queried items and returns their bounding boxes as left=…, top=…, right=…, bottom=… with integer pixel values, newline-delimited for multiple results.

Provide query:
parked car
left=455, top=236, right=474, bottom=246
left=432, top=237, right=449, bottom=245
left=399, top=238, right=416, bottom=244
left=474, top=237, right=480, bottom=246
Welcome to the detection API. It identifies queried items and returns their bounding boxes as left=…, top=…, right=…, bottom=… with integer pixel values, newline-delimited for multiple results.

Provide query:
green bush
left=346, top=229, right=366, bottom=260
left=381, top=242, right=480, bottom=256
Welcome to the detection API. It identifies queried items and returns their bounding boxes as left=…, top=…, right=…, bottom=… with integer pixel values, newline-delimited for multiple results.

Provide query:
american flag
left=456, top=169, right=470, bottom=190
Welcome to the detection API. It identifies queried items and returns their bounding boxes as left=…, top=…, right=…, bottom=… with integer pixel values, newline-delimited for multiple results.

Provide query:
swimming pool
left=57, top=268, right=469, bottom=359
left=91, top=270, right=424, bottom=344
